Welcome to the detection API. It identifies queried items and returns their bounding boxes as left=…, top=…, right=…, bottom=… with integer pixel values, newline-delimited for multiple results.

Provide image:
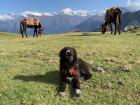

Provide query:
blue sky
left=0, top=0, right=138, bottom=14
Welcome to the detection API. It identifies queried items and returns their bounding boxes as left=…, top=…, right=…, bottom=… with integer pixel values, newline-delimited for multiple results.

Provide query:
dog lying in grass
left=58, top=47, right=93, bottom=97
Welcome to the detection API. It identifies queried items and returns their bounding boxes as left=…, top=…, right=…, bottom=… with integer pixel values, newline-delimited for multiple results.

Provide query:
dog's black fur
left=58, top=47, right=93, bottom=96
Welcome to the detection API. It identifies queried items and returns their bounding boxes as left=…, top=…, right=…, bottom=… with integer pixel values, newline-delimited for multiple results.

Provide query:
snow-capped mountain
left=20, top=8, right=101, bottom=17
left=21, top=11, right=56, bottom=17
left=58, top=8, right=96, bottom=16
left=0, top=8, right=98, bottom=34
left=0, top=14, right=15, bottom=21
left=0, top=8, right=103, bottom=21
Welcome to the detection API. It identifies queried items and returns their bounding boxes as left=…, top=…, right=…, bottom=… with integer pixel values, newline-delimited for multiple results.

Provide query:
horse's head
left=101, top=23, right=109, bottom=34
left=38, top=27, right=43, bottom=34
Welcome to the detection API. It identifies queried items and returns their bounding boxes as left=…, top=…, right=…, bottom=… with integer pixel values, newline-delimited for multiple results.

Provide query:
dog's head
left=59, top=47, right=77, bottom=63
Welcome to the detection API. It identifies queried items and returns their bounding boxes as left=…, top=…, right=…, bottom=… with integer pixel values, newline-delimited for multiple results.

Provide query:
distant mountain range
left=0, top=8, right=140, bottom=34
left=0, top=8, right=99, bottom=34
left=72, top=15, right=104, bottom=32
left=121, top=10, right=140, bottom=29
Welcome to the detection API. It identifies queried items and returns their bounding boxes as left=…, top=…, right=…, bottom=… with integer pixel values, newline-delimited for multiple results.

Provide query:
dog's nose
left=66, top=50, right=71, bottom=56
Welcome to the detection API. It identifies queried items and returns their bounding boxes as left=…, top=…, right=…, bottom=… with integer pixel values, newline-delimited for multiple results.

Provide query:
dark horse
left=20, top=18, right=42, bottom=38
left=101, top=7, right=122, bottom=35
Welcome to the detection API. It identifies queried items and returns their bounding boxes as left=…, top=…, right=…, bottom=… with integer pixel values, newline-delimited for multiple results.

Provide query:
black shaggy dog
left=58, top=47, right=93, bottom=96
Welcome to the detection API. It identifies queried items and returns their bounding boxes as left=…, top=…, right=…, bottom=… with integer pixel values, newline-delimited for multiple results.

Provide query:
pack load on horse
left=101, top=7, right=122, bottom=35
left=20, top=17, right=43, bottom=38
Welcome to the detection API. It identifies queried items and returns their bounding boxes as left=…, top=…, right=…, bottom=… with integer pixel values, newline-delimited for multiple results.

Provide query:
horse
left=101, top=7, right=122, bottom=35
left=20, top=18, right=42, bottom=38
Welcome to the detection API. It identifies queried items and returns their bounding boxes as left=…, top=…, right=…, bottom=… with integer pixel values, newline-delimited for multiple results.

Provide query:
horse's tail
left=20, top=22, right=24, bottom=37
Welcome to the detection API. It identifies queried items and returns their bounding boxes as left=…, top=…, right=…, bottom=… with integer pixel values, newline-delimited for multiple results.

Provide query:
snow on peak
left=20, top=8, right=97, bottom=17
left=21, top=11, right=43, bottom=17
left=21, top=11, right=56, bottom=17
left=60, top=8, right=73, bottom=15
left=59, top=8, right=95, bottom=16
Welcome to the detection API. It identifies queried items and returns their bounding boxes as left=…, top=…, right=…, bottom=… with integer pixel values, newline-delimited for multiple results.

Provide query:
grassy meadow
left=0, top=32, right=139, bottom=105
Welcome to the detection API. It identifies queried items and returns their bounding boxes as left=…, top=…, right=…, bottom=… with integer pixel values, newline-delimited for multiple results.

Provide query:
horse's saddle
left=23, top=18, right=40, bottom=25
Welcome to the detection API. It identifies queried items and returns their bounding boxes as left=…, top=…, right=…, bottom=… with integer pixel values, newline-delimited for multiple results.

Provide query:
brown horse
left=101, top=7, right=122, bottom=35
left=20, top=18, right=42, bottom=38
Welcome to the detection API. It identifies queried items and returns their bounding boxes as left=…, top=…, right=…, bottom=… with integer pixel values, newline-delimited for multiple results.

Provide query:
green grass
left=0, top=32, right=139, bottom=105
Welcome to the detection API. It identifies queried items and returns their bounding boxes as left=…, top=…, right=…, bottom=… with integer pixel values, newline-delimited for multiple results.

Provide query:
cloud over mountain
left=0, top=14, right=15, bottom=21
left=126, top=0, right=140, bottom=11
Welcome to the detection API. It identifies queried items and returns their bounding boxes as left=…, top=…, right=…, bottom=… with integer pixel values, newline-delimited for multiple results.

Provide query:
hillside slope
left=72, top=15, right=104, bottom=32
left=0, top=32, right=139, bottom=105
left=121, top=10, right=140, bottom=29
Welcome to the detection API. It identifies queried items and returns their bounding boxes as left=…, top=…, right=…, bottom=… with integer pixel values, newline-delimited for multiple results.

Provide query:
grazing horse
left=20, top=18, right=42, bottom=38
left=101, top=7, right=122, bottom=35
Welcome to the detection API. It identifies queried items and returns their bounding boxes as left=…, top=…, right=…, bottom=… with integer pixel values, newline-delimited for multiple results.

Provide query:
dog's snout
left=66, top=50, right=71, bottom=56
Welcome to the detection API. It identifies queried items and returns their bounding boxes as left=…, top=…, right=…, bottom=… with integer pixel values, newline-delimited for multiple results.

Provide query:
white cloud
left=126, top=0, right=140, bottom=11
left=0, top=14, right=14, bottom=21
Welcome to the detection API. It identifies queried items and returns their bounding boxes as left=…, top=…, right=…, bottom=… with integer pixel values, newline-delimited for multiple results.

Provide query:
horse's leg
left=22, top=26, right=25, bottom=38
left=117, top=23, right=121, bottom=34
left=25, top=27, right=28, bottom=38
left=35, top=27, right=38, bottom=37
left=21, top=30, right=24, bottom=38
left=20, top=23, right=24, bottom=38
left=118, top=19, right=121, bottom=34
left=33, top=28, right=35, bottom=37
left=22, top=30, right=24, bottom=38
left=114, top=22, right=117, bottom=35
left=110, top=23, right=113, bottom=34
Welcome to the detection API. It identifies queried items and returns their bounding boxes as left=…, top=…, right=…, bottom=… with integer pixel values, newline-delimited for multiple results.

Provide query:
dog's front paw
left=57, top=92, right=65, bottom=97
left=75, top=89, right=82, bottom=97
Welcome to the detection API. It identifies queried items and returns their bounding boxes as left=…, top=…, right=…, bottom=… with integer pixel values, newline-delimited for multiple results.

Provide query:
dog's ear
left=59, top=48, right=64, bottom=57
left=59, top=47, right=68, bottom=57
